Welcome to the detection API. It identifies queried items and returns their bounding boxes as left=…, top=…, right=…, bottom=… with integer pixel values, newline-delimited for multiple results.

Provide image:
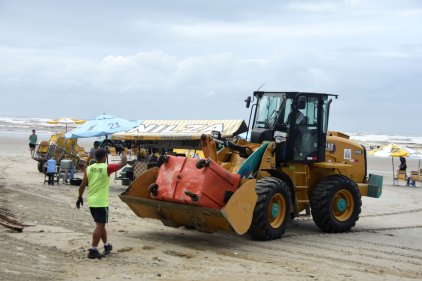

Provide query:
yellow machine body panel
left=325, top=133, right=367, bottom=183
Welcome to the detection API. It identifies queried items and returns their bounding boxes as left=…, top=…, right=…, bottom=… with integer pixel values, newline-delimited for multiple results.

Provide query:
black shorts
left=90, top=207, right=109, bottom=224
left=29, top=143, right=36, bottom=149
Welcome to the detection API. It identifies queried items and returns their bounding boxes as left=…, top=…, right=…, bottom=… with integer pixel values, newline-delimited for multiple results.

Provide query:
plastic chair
left=395, top=170, right=407, bottom=186
left=59, top=160, right=74, bottom=184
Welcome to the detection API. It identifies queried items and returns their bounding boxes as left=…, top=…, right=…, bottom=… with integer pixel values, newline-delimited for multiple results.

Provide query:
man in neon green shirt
left=77, top=148, right=127, bottom=259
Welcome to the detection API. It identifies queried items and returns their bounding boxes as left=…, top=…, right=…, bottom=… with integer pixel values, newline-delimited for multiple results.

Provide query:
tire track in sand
left=361, top=208, right=422, bottom=217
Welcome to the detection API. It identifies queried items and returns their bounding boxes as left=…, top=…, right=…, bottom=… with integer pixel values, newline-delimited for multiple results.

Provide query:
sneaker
left=87, top=248, right=101, bottom=259
left=104, top=243, right=113, bottom=254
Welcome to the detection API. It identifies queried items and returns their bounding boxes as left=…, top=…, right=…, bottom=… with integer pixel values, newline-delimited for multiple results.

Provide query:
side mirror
left=245, top=96, right=251, bottom=108
left=298, top=96, right=306, bottom=110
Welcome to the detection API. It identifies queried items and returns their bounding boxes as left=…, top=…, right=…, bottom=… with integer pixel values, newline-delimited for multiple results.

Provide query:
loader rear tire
left=311, top=174, right=361, bottom=233
left=249, top=177, right=292, bottom=240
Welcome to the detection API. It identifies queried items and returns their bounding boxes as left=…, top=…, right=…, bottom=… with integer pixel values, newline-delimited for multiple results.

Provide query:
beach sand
left=1, top=134, right=422, bottom=281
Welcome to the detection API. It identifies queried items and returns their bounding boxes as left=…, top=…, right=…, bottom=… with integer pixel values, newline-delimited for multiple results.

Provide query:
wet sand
left=1, top=134, right=422, bottom=281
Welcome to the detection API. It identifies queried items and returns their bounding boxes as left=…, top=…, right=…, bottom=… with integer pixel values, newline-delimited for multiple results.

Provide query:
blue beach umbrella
left=65, top=114, right=141, bottom=139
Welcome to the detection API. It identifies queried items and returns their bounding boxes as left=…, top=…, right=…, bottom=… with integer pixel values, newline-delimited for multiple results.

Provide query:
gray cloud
left=0, top=0, right=421, bottom=135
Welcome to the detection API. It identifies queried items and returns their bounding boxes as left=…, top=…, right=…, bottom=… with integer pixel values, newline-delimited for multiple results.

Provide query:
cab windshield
left=254, top=94, right=286, bottom=129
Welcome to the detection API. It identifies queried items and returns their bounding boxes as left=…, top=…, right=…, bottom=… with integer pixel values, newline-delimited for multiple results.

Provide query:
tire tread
left=310, top=174, right=362, bottom=233
left=249, top=177, right=292, bottom=240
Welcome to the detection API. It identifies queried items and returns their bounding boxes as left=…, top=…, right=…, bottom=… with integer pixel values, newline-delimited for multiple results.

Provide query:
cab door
left=284, top=95, right=326, bottom=162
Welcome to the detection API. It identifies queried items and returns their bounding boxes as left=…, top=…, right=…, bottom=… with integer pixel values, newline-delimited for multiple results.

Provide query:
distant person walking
left=29, top=129, right=37, bottom=156
left=76, top=148, right=127, bottom=259
left=399, top=156, right=407, bottom=171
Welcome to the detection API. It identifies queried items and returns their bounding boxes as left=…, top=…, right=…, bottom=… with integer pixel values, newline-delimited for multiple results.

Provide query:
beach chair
left=410, top=171, right=420, bottom=187
left=49, top=134, right=59, bottom=143
left=77, top=147, right=88, bottom=168
left=53, top=136, right=66, bottom=161
left=62, top=139, right=77, bottom=159
left=36, top=141, right=50, bottom=156
left=70, top=144, right=85, bottom=170
left=395, top=170, right=407, bottom=186
left=72, top=144, right=81, bottom=157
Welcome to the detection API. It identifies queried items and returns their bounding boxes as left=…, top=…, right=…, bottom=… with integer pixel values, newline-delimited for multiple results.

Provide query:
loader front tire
left=311, top=175, right=361, bottom=233
left=249, top=177, right=292, bottom=240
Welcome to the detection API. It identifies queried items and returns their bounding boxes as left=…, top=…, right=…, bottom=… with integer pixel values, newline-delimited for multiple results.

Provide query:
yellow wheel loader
left=113, top=91, right=383, bottom=240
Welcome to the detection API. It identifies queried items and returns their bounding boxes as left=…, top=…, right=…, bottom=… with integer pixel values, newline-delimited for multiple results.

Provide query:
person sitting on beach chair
left=45, top=158, right=57, bottom=185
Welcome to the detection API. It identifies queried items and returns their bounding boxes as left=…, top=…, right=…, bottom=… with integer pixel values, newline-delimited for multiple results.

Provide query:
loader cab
left=248, top=91, right=336, bottom=164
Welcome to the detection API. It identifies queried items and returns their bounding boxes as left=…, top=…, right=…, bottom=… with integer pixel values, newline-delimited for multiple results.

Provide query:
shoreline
left=2, top=130, right=422, bottom=150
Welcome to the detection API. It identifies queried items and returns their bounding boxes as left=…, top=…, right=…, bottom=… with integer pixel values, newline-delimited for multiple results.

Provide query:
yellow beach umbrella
left=369, top=144, right=415, bottom=185
left=47, top=117, right=86, bottom=132
left=368, top=144, right=412, bottom=158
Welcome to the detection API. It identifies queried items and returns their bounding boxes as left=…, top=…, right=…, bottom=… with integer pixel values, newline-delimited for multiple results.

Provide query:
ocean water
left=1, top=116, right=421, bottom=146
left=346, top=132, right=422, bottom=145
left=0, top=116, right=77, bottom=135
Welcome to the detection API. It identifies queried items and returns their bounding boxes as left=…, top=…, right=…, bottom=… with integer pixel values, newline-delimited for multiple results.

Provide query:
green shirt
left=29, top=134, right=37, bottom=144
left=87, top=163, right=109, bottom=207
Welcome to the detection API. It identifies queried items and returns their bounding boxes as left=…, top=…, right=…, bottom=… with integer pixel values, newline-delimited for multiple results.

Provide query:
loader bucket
left=119, top=167, right=258, bottom=235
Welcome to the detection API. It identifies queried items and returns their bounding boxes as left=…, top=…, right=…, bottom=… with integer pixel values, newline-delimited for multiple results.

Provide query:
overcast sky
left=0, top=0, right=421, bottom=135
